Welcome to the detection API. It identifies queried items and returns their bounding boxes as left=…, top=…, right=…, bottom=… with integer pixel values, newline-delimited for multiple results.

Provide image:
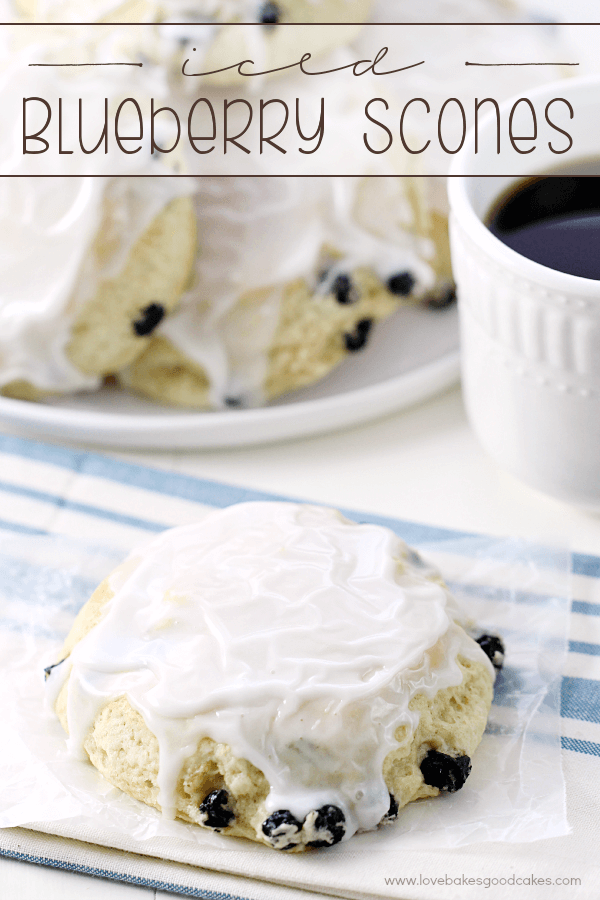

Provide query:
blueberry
left=43, top=658, right=65, bottom=681
left=133, top=303, right=166, bottom=337
left=344, top=318, right=373, bottom=352
left=262, top=809, right=303, bottom=850
left=420, top=749, right=472, bottom=793
left=198, top=789, right=234, bottom=830
left=387, top=271, right=416, bottom=297
left=259, top=1, right=281, bottom=26
left=423, top=284, right=457, bottom=310
left=476, top=634, right=505, bottom=671
left=224, top=396, right=244, bottom=409
left=381, top=793, right=399, bottom=823
left=306, top=804, right=346, bottom=848
left=331, top=274, right=357, bottom=305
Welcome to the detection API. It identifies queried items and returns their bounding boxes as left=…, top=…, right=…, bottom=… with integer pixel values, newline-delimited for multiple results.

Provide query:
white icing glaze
left=0, top=20, right=193, bottom=392
left=48, top=502, right=494, bottom=842
left=160, top=172, right=433, bottom=407
left=0, top=175, right=191, bottom=392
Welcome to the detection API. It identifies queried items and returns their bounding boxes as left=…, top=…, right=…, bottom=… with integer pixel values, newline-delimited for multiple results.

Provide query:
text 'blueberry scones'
left=45, top=502, right=503, bottom=850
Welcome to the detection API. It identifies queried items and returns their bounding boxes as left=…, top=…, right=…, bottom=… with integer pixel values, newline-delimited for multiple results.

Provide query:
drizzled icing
left=0, top=14, right=194, bottom=392
left=0, top=176, right=191, bottom=392
left=48, top=502, right=494, bottom=842
left=161, top=173, right=433, bottom=407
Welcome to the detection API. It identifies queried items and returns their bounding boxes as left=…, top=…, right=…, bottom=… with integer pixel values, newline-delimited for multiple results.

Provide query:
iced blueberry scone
left=45, top=502, right=504, bottom=850
left=0, top=178, right=197, bottom=401
left=0, top=170, right=436, bottom=408
left=120, top=174, right=439, bottom=409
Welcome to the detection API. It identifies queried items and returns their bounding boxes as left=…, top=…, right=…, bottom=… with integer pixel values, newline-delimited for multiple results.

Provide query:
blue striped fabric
left=0, top=517, right=46, bottom=536
left=572, top=599, right=600, bottom=617
left=0, top=846, right=247, bottom=899
left=0, top=431, right=597, bottom=899
left=570, top=641, right=600, bottom=657
left=0, top=431, right=597, bottom=766
left=561, top=677, right=600, bottom=724
left=561, top=736, right=600, bottom=757
left=0, top=478, right=167, bottom=533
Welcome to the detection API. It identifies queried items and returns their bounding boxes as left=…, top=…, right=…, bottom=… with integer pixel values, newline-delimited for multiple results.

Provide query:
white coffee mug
left=449, top=75, right=600, bottom=510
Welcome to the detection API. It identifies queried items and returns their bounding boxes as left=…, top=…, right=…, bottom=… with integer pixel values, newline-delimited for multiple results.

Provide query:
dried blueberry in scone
left=133, top=304, right=166, bottom=338
left=259, top=1, right=282, bottom=26
left=420, top=750, right=472, bottom=793
left=331, top=274, right=358, bottom=306
left=475, top=634, right=505, bottom=671
left=199, top=789, right=235, bottom=830
left=344, top=318, right=373, bottom=352
left=305, top=805, right=346, bottom=848
left=387, top=271, right=416, bottom=297
left=381, top=793, right=399, bottom=824
left=262, top=810, right=303, bottom=850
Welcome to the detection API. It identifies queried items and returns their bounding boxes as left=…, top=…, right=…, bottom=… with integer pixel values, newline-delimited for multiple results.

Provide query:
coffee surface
left=487, top=162, right=600, bottom=280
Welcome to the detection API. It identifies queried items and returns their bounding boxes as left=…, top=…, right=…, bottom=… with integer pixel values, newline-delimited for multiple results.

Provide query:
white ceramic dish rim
left=0, top=350, right=460, bottom=448
left=448, top=73, right=600, bottom=301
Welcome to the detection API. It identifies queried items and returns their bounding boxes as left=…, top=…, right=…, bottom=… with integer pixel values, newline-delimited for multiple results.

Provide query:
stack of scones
left=0, top=0, right=565, bottom=408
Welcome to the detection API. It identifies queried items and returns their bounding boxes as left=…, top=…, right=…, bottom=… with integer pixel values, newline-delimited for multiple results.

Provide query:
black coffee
left=487, top=161, right=600, bottom=280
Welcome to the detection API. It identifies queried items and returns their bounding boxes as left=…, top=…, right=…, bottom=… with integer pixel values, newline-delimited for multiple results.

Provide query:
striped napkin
left=0, top=433, right=597, bottom=900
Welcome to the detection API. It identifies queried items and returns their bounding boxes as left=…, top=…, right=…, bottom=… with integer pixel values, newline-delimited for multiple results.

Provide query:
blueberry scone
left=45, top=502, right=503, bottom=850
left=120, top=175, right=439, bottom=409
left=0, top=178, right=196, bottom=402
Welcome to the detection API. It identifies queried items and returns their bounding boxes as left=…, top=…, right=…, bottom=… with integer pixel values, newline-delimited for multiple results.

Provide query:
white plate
left=0, top=305, right=459, bottom=449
